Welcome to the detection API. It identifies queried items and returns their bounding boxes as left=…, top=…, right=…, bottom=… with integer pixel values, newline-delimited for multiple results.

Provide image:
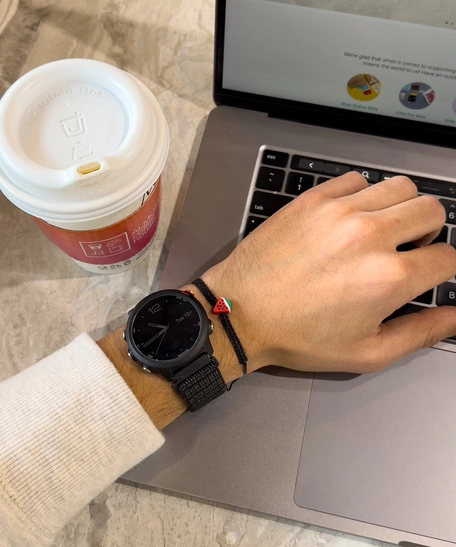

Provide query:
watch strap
left=174, top=355, right=226, bottom=412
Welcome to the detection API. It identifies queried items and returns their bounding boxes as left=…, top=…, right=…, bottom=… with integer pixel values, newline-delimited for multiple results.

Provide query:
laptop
left=121, top=1, right=456, bottom=545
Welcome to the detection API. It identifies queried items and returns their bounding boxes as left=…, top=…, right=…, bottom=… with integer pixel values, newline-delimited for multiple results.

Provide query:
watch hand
left=143, top=326, right=168, bottom=348
left=147, top=322, right=167, bottom=329
left=154, top=327, right=168, bottom=356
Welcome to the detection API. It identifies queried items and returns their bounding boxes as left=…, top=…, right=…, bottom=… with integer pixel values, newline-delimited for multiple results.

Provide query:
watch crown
left=127, top=350, right=136, bottom=361
left=209, top=321, right=214, bottom=334
left=142, top=365, right=153, bottom=374
left=122, top=330, right=126, bottom=340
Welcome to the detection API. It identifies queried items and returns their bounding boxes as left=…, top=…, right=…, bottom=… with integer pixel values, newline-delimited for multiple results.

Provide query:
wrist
left=180, top=283, right=245, bottom=383
left=97, top=327, right=187, bottom=430
left=198, top=267, right=271, bottom=373
left=97, top=283, right=248, bottom=430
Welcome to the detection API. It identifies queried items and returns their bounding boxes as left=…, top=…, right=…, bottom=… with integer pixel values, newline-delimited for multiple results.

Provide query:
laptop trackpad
left=294, top=347, right=456, bottom=542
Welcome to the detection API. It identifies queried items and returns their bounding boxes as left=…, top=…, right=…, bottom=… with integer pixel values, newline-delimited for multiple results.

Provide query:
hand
left=201, top=173, right=456, bottom=374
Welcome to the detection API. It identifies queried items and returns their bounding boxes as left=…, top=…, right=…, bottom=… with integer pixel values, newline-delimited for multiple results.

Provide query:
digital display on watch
left=132, top=295, right=201, bottom=360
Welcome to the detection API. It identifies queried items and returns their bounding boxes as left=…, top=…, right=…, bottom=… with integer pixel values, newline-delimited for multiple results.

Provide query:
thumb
left=373, top=306, right=456, bottom=369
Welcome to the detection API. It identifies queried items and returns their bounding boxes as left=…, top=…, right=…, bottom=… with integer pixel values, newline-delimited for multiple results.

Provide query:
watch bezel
left=124, top=289, right=212, bottom=372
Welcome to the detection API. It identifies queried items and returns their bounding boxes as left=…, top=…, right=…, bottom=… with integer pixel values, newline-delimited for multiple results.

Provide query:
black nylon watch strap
left=174, top=356, right=227, bottom=412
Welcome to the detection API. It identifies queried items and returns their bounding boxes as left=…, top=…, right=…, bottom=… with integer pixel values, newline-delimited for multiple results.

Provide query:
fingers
left=411, top=226, right=445, bottom=248
left=370, top=306, right=456, bottom=369
left=376, top=194, right=446, bottom=247
left=338, top=176, right=444, bottom=245
left=395, top=244, right=456, bottom=303
left=324, top=174, right=445, bottom=250
left=313, top=170, right=368, bottom=199
left=318, top=175, right=444, bottom=246
left=343, top=175, right=418, bottom=212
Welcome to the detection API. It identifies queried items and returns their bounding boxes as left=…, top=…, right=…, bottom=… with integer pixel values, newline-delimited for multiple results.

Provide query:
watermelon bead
left=212, top=297, right=232, bottom=314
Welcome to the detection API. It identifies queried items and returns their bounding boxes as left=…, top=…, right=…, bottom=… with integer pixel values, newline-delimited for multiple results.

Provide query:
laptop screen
left=221, top=0, right=456, bottom=131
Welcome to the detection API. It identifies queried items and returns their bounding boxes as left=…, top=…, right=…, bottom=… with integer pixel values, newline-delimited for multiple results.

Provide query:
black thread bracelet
left=192, top=278, right=248, bottom=375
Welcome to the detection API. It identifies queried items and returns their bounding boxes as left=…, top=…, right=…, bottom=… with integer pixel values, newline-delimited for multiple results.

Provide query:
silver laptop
left=121, top=1, right=456, bottom=545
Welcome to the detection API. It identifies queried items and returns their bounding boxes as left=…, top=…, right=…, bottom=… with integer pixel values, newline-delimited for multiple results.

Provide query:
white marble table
left=0, top=1, right=390, bottom=545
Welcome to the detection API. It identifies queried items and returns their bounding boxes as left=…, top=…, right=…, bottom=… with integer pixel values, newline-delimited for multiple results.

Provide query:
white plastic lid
left=0, top=59, right=169, bottom=223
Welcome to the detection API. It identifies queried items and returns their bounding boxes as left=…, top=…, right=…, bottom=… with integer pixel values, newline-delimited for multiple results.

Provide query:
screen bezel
left=213, top=0, right=456, bottom=148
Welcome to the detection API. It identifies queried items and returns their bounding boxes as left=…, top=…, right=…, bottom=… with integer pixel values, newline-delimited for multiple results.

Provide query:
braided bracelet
left=192, top=278, right=248, bottom=374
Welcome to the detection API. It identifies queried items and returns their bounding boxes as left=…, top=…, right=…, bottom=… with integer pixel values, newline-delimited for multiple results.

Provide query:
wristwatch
left=124, top=289, right=227, bottom=411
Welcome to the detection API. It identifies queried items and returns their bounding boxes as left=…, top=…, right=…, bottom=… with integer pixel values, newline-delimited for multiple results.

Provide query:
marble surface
left=0, top=1, right=390, bottom=546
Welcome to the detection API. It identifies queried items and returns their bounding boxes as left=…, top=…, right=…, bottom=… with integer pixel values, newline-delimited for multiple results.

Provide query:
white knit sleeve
left=0, top=333, right=164, bottom=546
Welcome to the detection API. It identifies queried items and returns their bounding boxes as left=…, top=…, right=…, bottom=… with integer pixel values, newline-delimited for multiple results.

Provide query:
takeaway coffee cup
left=0, top=59, right=169, bottom=273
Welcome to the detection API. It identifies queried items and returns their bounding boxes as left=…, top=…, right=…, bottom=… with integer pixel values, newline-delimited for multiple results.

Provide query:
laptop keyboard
left=243, top=146, right=456, bottom=336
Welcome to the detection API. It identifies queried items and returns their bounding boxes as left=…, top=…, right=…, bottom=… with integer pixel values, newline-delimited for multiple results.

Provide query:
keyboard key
left=256, top=167, right=285, bottom=191
left=436, top=282, right=456, bottom=306
left=372, top=173, right=456, bottom=199
left=439, top=199, right=456, bottom=224
left=316, top=176, right=331, bottom=185
left=412, top=177, right=456, bottom=198
left=384, top=172, right=456, bottom=198
left=261, top=149, right=289, bottom=167
left=285, top=172, right=314, bottom=195
left=323, top=162, right=351, bottom=176
left=249, top=191, right=293, bottom=217
left=244, top=216, right=266, bottom=237
left=450, top=228, right=456, bottom=249
left=434, top=225, right=448, bottom=244
left=414, top=289, right=434, bottom=305
left=382, top=172, right=400, bottom=181
left=352, top=168, right=380, bottom=183
left=291, top=156, right=324, bottom=173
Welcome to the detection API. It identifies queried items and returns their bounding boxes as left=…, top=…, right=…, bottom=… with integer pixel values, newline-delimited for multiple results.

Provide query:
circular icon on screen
left=398, top=82, right=435, bottom=109
left=346, top=74, right=381, bottom=102
left=452, top=97, right=456, bottom=113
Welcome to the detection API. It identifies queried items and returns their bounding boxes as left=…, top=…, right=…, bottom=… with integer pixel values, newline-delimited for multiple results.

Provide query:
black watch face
left=132, top=294, right=201, bottom=361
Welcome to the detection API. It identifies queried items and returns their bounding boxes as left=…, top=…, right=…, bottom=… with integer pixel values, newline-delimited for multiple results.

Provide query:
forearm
left=0, top=334, right=164, bottom=546
left=97, top=326, right=187, bottom=430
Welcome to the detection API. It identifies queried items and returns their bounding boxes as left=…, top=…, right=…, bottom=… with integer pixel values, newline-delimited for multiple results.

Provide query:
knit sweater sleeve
left=0, top=333, right=165, bottom=546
